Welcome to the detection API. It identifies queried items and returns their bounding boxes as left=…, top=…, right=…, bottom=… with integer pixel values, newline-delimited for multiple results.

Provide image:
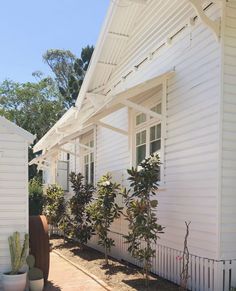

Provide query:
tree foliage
left=43, top=46, right=94, bottom=108
left=87, top=173, right=122, bottom=265
left=0, top=78, right=65, bottom=142
left=29, top=178, right=44, bottom=216
left=68, top=172, right=95, bottom=246
left=124, top=154, right=164, bottom=287
left=43, top=184, right=66, bottom=227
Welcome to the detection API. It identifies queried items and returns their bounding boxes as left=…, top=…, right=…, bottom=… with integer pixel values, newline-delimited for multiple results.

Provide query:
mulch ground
left=50, top=236, right=180, bottom=291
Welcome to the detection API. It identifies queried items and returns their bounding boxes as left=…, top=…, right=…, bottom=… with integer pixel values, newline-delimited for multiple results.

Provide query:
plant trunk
left=104, top=218, right=108, bottom=265
left=105, top=245, right=108, bottom=265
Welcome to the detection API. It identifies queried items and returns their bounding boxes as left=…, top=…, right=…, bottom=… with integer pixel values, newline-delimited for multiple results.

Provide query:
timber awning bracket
left=188, top=0, right=221, bottom=41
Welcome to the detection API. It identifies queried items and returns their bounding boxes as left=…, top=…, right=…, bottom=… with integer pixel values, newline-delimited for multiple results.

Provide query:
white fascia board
left=75, top=1, right=118, bottom=110
left=0, top=116, right=35, bottom=143
left=33, top=107, right=77, bottom=153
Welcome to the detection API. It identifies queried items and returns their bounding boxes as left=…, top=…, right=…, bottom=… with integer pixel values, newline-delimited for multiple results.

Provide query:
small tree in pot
left=87, top=173, right=123, bottom=265
left=43, top=184, right=65, bottom=234
left=2, top=232, right=29, bottom=291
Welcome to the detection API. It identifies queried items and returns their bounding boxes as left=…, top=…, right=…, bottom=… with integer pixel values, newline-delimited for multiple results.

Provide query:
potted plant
left=26, top=255, right=44, bottom=291
left=2, top=232, right=29, bottom=291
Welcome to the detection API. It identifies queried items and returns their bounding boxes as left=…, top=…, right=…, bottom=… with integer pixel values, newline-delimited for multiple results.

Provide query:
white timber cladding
left=0, top=121, right=33, bottom=278
left=36, top=0, right=236, bottom=289
left=49, top=0, right=223, bottom=261
left=221, top=0, right=236, bottom=261
left=91, top=0, right=221, bottom=260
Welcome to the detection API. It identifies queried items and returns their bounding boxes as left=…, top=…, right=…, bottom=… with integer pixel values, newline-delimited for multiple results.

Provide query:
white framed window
left=81, top=134, right=95, bottom=185
left=134, top=102, right=162, bottom=179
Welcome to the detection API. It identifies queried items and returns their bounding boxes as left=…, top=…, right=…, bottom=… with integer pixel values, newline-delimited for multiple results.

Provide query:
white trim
left=96, top=121, right=128, bottom=136
left=122, top=100, right=162, bottom=120
left=188, top=0, right=221, bottom=41
left=77, top=142, right=94, bottom=151
left=217, top=0, right=226, bottom=261
left=85, top=71, right=174, bottom=125
left=86, top=93, right=106, bottom=109
left=160, top=79, right=167, bottom=183
left=75, top=0, right=118, bottom=110
left=58, top=147, right=80, bottom=158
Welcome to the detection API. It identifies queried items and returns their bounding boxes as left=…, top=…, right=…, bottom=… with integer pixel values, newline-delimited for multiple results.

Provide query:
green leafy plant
left=26, top=255, right=43, bottom=281
left=123, top=154, right=164, bottom=287
left=8, top=232, right=29, bottom=275
left=29, top=178, right=44, bottom=215
left=87, top=173, right=122, bottom=265
left=67, top=172, right=95, bottom=247
left=43, top=184, right=65, bottom=227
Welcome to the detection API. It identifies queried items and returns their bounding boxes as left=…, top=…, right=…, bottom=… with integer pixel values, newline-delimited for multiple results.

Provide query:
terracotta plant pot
left=29, top=278, right=44, bottom=291
left=2, top=272, right=27, bottom=291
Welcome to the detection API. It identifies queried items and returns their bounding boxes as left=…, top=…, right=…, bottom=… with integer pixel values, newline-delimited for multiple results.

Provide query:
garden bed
left=50, top=236, right=180, bottom=291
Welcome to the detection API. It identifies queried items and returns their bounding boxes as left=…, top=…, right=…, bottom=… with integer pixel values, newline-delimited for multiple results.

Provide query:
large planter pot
left=29, top=215, right=50, bottom=282
left=2, top=272, right=27, bottom=291
left=29, top=278, right=44, bottom=291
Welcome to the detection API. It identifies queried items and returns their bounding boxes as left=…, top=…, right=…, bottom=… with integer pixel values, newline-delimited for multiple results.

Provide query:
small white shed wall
left=0, top=128, right=29, bottom=275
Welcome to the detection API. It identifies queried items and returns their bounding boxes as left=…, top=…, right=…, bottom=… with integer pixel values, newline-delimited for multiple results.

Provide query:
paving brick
left=44, top=252, right=107, bottom=291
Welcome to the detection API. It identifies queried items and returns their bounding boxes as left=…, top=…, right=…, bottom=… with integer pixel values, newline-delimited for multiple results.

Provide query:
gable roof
left=34, top=0, right=145, bottom=153
left=0, top=116, right=35, bottom=143
left=75, top=0, right=145, bottom=110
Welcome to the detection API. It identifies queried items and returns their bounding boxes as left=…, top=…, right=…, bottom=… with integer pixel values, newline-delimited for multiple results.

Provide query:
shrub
left=87, top=173, right=122, bottom=265
left=67, top=172, right=95, bottom=247
left=43, top=184, right=65, bottom=227
left=124, top=154, right=164, bottom=286
left=29, top=178, right=44, bottom=215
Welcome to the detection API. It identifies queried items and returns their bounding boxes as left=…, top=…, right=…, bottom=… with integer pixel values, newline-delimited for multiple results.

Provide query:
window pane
left=150, top=124, right=161, bottom=141
left=84, top=155, right=89, bottom=164
left=90, top=162, right=94, bottom=184
left=136, top=145, right=146, bottom=165
left=151, top=103, right=161, bottom=114
left=136, top=130, right=146, bottom=146
left=136, top=113, right=146, bottom=126
left=85, top=164, right=89, bottom=183
left=150, top=140, right=161, bottom=154
left=90, top=153, right=94, bottom=162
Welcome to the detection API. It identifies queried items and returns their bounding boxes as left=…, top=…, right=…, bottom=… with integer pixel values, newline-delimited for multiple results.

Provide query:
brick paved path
left=44, top=252, right=109, bottom=291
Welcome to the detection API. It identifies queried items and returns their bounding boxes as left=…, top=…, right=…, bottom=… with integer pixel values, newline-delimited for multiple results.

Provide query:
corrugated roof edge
left=75, top=0, right=118, bottom=110
left=33, top=0, right=119, bottom=153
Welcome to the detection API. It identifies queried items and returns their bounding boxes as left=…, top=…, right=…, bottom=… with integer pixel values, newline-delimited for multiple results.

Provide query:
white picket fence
left=50, top=224, right=236, bottom=290
left=87, top=231, right=236, bottom=291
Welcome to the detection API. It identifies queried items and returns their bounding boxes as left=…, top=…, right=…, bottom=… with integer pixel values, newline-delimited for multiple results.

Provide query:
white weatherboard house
left=0, top=117, right=34, bottom=283
left=32, top=0, right=236, bottom=290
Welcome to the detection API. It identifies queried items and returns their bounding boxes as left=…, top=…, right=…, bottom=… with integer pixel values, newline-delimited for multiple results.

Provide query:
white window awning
left=84, top=70, right=174, bottom=125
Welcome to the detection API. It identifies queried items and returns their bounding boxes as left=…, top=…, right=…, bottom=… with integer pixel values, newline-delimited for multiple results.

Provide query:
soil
left=50, top=236, right=180, bottom=291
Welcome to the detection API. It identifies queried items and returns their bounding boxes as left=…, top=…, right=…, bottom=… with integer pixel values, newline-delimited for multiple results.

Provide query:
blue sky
left=0, top=0, right=110, bottom=83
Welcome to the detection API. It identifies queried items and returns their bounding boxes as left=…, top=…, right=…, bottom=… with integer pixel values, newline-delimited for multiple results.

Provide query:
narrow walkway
left=44, top=252, right=108, bottom=291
